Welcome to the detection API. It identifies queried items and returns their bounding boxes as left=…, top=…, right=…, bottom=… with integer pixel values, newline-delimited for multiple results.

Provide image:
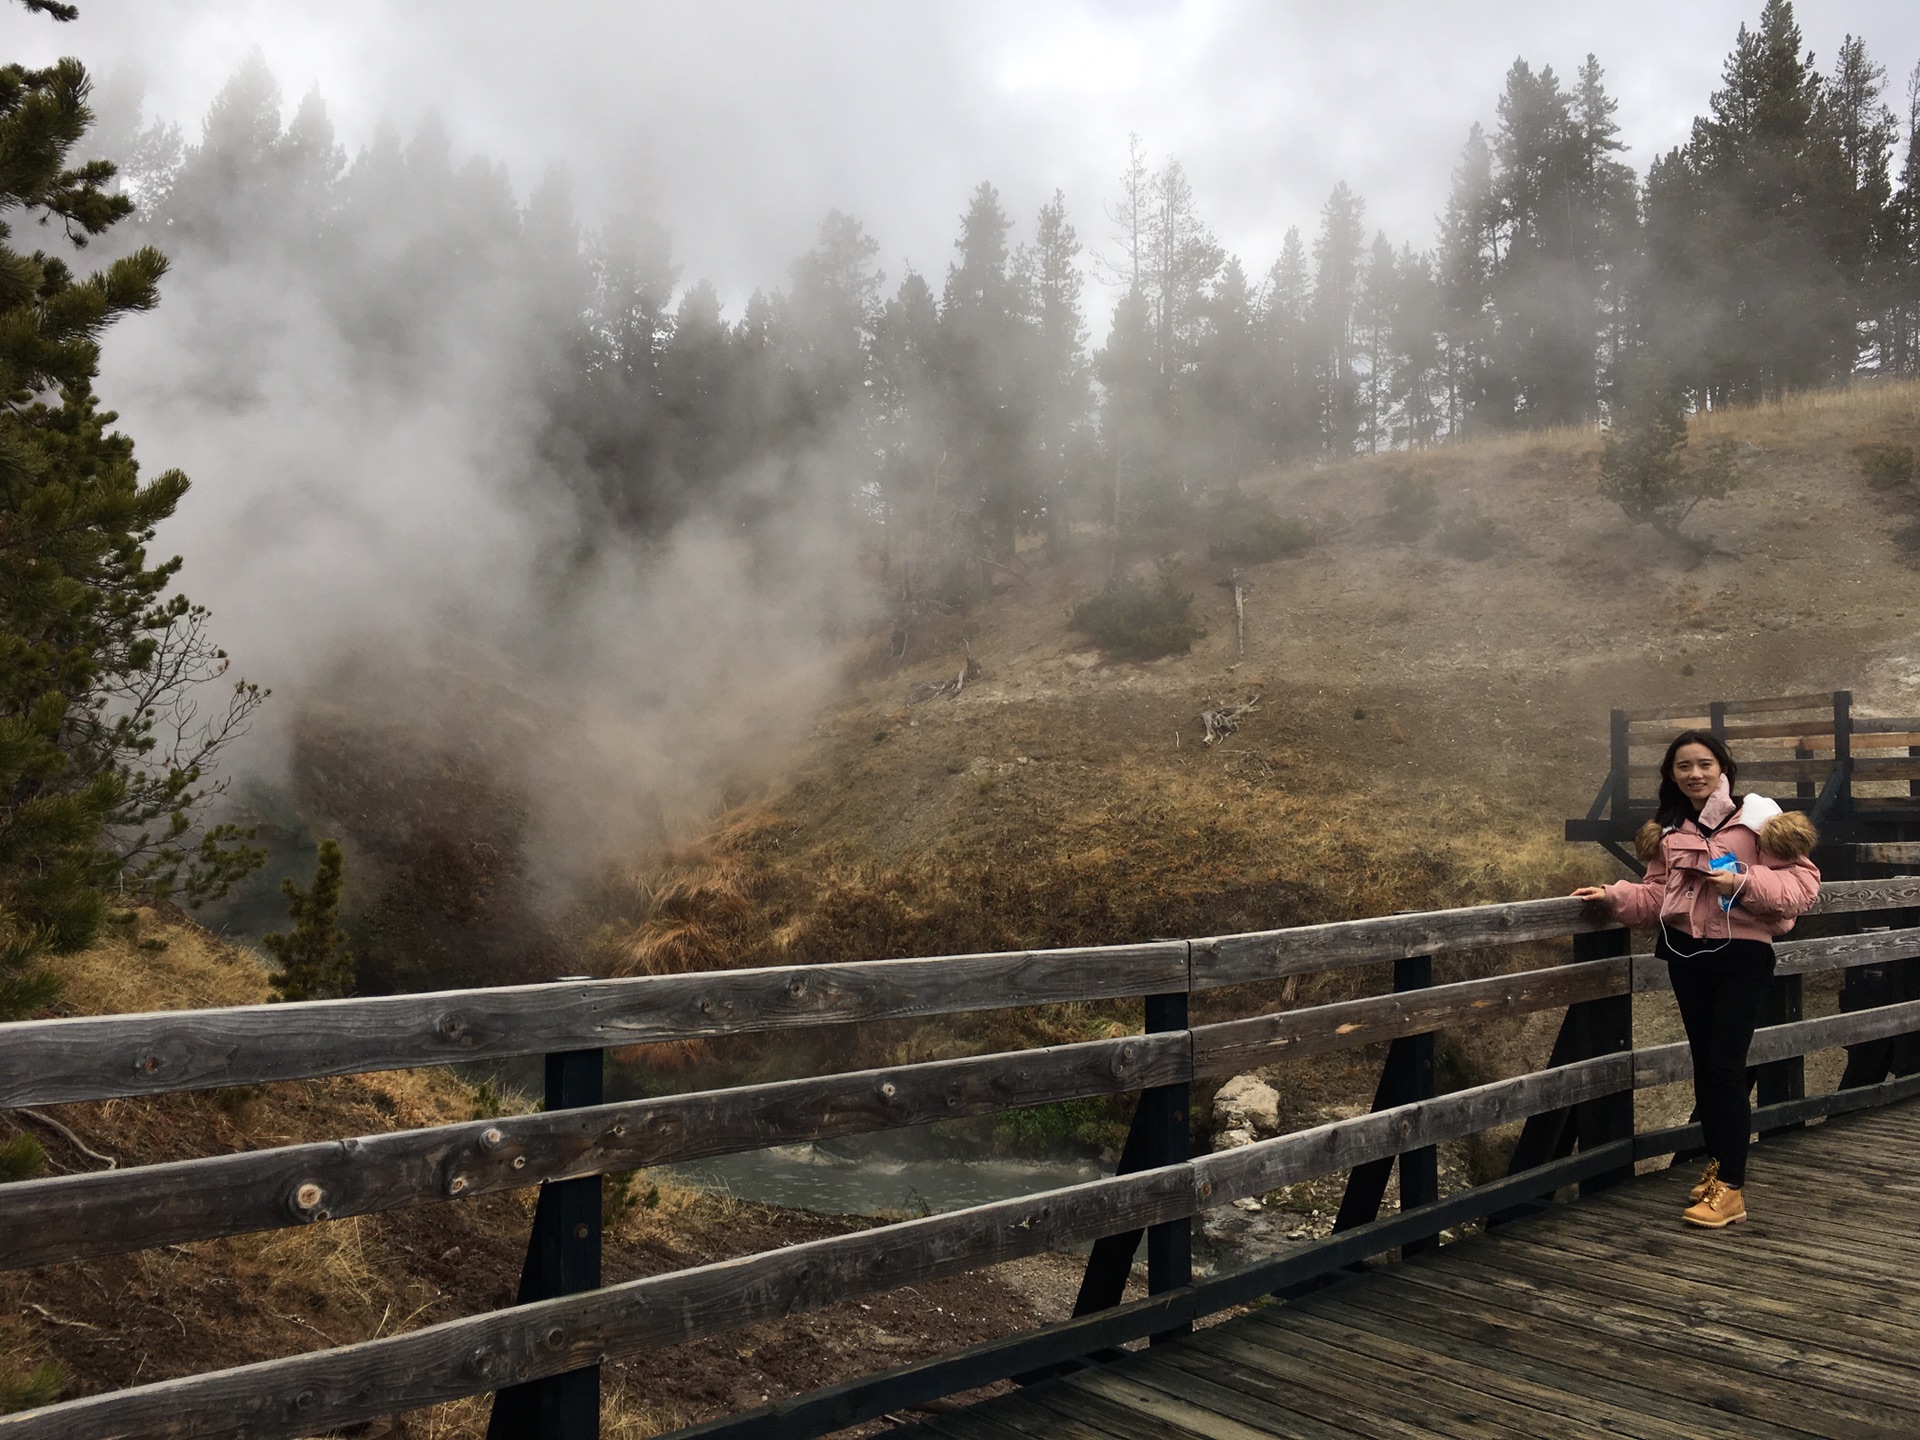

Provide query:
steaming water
left=664, top=1135, right=1110, bottom=1217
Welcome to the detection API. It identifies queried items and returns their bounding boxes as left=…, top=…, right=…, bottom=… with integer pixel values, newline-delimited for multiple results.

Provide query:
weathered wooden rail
left=4, top=877, right=1920, bottom=1439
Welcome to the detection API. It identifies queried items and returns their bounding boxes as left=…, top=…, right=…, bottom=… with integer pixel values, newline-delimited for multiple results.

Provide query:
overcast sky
left=6, top=1, right=1920, bottom=323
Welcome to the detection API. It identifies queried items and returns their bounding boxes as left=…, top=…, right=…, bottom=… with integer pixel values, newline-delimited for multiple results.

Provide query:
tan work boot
left=1682, top=1177, right=1746, bottom=1228
left=1687, top=1158, right=1720, bottom=1204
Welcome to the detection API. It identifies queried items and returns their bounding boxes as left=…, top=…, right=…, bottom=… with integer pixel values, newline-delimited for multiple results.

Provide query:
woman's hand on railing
left=1570, top=886, right=1608, bottom=902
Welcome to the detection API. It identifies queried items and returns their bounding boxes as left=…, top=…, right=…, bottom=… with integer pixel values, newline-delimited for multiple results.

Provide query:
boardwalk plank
left=1114, top=1351, right=1359, bottom=1440
left=1490, top=1219, right=1920, bottom=1338
left=1470, top=1243, right=1920, bottom=1403
left=1256, top=1305, right=1668, bottom=1440
left=1021, top=1379, right=1222, bottom=1440
left=1066, top=1369, right=1293, bottom=1440
left=1314, top=1277, right=1819, bottom=1440
left=1144, top=1333, right=1437, bottom=1440
left=1412, top=1253, right=1920, bottom=1429
left=1199, top=1321, right=1538, bottom=1439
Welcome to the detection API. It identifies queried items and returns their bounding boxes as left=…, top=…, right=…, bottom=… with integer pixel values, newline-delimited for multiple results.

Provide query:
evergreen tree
left=1646, top=1, right=1869, bottom=401
left=1023, top=190, right=1090, bottom=540
left=1356, top=233, right=1399, bottom=452
left=1258, top=227, right=1317, bottom=460
left=1311, top=182, right=1367, bottom=454
left=1, top=11, right=261, bottom=1020
left=1185, top=255, right=1263, bottom=480
left=1437, top=124, right=1497, bottom=435
left=939, top=181, right=1033, bottom=565
left=1388, top=245, right=1446, bottom=448
left=1598, top=368, right=1739, bottom=549
left=263, top=838, right=353, bottom=1001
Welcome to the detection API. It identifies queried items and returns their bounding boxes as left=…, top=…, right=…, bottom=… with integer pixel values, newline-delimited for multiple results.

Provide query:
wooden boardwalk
left=893, top=1101, right=1920, bottom=1440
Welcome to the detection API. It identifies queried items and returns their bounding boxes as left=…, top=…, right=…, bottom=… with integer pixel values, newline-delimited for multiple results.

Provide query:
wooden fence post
left=1330, top=955, right=1437, bottom=1255
left=1609, top=709, right=1630, bottom=823
left=1492, top=927, right=1634, bottom=1220
left=1067, top=991, right=1190, bottom=1342
left=487, top=1046, right=605, bottom=1440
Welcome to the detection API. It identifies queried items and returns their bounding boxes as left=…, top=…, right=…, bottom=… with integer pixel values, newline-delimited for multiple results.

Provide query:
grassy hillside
left=604, top=382, right=1920, bottom=972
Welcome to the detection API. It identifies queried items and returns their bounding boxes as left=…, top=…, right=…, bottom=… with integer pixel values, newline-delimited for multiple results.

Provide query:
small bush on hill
left=1207, top=492, right=1313, bottom=563
left=1070, top=565, right=1203, bottom=659
left=1436, top=501, right=1502, bottom=560
left=1857, top=443, right=1916, bottom=489
left=1382, top=474, right=1438, bottom=539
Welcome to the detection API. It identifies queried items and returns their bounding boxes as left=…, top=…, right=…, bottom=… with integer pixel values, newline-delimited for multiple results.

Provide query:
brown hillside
left=606, top=382, right=1920, bottom=982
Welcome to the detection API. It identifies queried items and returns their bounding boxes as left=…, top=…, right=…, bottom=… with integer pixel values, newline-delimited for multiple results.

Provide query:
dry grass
left=52, top=902, right=272, bottom=1015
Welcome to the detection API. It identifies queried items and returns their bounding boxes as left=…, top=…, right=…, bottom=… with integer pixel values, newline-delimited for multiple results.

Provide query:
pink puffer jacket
left=1600, top=779, right=1821, bottom=944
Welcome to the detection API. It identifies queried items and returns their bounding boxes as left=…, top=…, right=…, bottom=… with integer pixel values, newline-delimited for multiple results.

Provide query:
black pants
left=1667, top=955, right=1774, bottom=1188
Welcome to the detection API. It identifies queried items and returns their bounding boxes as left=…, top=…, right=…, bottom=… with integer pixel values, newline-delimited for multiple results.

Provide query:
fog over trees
left=89, top=3, right=1920, bottom=585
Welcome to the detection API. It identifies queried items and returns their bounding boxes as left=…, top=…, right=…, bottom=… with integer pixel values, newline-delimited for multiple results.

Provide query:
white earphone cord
left=1657, top=856, right=1750, bottom=958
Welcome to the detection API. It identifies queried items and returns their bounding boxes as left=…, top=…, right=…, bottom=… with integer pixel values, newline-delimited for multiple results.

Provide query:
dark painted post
left=1069, top=989, right=1190, bottom=1343
left=1331, top=955, right=1437, bottom=1255
left=1834, top=691, right=1854, bottom=821
left=487, top=1046, right=604, bottom=1440
left=1570, top=928, right=1635, bottom=1195
left=1708, top=701, right=1727, bottom=741
left=1142, top=991, right=1191, bottom=1344
left=1609, top=709, right=1630, bottom=826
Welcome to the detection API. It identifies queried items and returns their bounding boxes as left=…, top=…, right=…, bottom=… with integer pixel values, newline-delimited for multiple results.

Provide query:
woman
left=1572, top=729, right=1820, bottom=1228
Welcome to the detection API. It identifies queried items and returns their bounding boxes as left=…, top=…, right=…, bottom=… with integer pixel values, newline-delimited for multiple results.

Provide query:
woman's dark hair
left=1655, top=728, right=1739, bottom=828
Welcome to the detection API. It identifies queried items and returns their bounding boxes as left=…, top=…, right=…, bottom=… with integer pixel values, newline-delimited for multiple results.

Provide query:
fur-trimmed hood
left=1635, top=794, right=1819, bottom=863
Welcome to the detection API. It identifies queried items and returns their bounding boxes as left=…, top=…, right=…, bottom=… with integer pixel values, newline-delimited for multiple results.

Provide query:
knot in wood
left=879, top=1081, right=897, bottom=1099
left=786, top=977, right=807, bottom=997
left=437, top=1013, right=470, bottom=1043
left=546, top=1325, right=567, bottom=1349
left=293, top=1182, right=325, bottom=1214
left=1119, top=1043, right=1136, bottom=1064
left=511, top=1155, right=527, bottom=1170
left=465, top=1347, right=496, bottom=1379
left=448, top=1175, right=471, bottom=1195
left=292, top=1388, right=319, bottom=1411
left=137, top=1054, right=161, bottom=1075
left=481, top=1127, right=503, bottom=1148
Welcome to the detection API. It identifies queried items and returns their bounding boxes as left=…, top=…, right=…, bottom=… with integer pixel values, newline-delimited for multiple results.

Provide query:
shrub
left=1382, top=474, right=1438, bottom=539
left=0, top=1134, right=46, bottom=1184
left=1858, top=443, right=1916, bottom=489
left=0, top=1359, right=65, bottom=1416
left=994, top=1096, right=1119, bottom=1154
left=1070, top=566, right=1203, bottom=659
left=1207, top=493, right=1313, bottom=563
left=1436, top=501, right=1502, bottom=560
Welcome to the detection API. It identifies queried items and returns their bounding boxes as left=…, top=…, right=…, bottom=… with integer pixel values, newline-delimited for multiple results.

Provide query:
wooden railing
left=4, top=880, right=1920, bottom=1439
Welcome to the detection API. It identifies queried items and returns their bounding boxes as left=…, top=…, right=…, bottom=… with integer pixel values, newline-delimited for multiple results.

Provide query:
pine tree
left=1258, top=227, right=1317, bottom=460
left=263, top=839, right=353, bottom=1002
left=1356, top=233, right=1399, bottom=452
left=1437, top=124, right=1497, bottom=435
left=1598, top=368, right=1739, bottom=549
left=1311, top=182, right=1367, bottom=454
left=1024, top=191, right=1090, bottom=540
left=1646, top=0, right=1868, bottom=401
left=1, top=13, right=263, bottom=1021
left=939, top=181, right=1034, bottom=566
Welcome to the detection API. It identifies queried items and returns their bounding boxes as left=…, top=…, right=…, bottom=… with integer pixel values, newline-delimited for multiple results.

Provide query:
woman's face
left=1669, top=742, right=1723, bottom=806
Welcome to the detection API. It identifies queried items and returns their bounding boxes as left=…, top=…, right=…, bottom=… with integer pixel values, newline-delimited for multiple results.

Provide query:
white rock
left=1214, top=1126, right=1256, bottom=1151
left=1212, top=1074, right=1282, bottom=1136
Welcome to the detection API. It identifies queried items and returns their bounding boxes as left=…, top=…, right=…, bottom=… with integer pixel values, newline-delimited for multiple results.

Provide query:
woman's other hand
left=1571, top=886, right=1608, bottom=901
